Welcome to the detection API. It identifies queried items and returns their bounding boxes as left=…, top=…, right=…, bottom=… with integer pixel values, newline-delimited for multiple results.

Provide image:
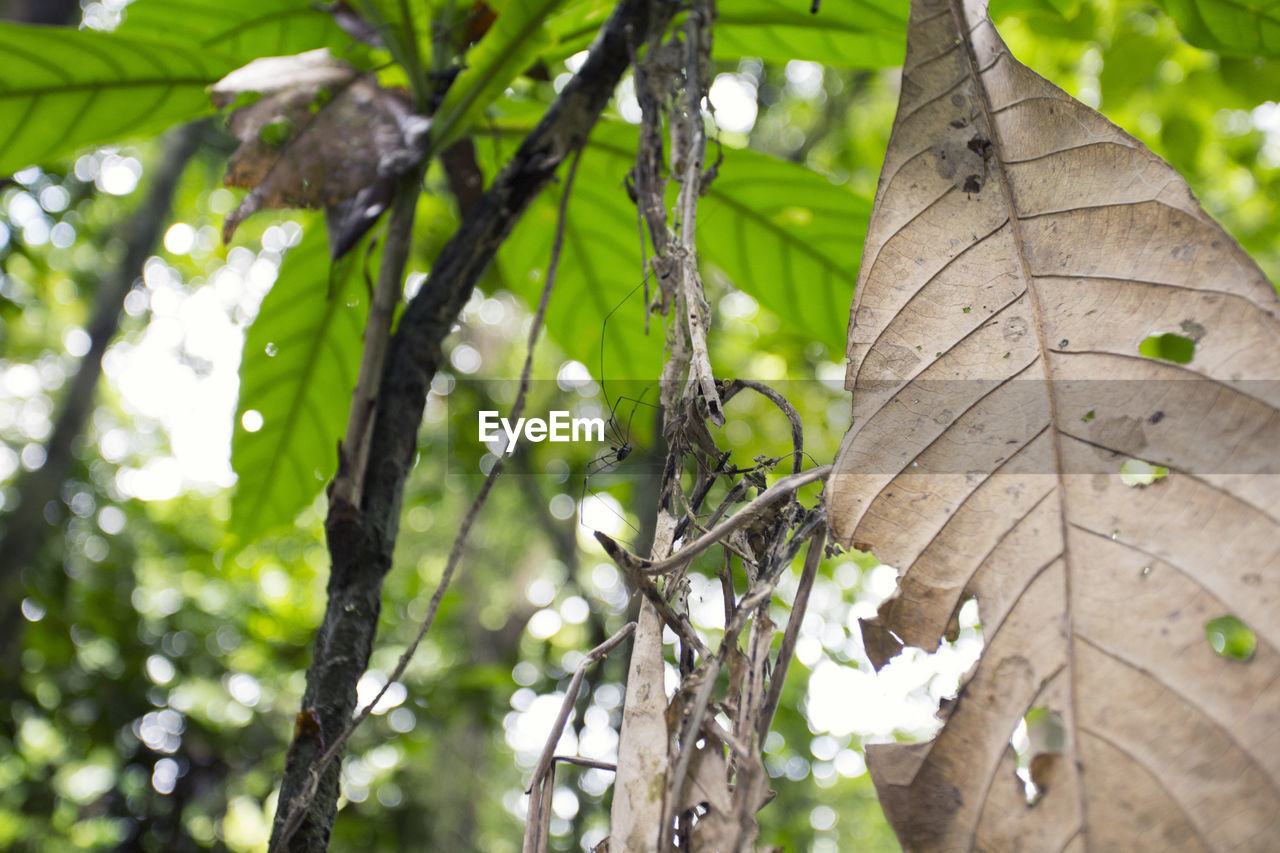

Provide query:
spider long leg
left=585, top=448, right=622, bottom=479
left=579, top=478, right=642, bottom=538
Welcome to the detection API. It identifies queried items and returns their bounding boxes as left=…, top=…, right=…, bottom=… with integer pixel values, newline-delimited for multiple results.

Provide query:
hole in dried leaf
left=1206, top=615, right=1256, bottom=662
left=1011, top=707, right=1065, bottom=806
left=1138, top=332, right=1195, bottom=364
left=1119, top=458, right=1168, bottom=487
left=835, top=586, right=983, bottom=738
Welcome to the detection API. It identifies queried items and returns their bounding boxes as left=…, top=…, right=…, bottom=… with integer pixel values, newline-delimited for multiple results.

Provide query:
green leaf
left=715, top=0, right=907, bottom=67
left=498, top=130, right=660, bottom=383
left=119, top=0, right=352, bottom=63
left=230, top=222, right=371, bottom=545
left=540, top=0, right=618, bottom=61
left=354, top=0, right=429, bottom=102
left=699, top=149, right=868, bottom=353
left=1155, top=0, right=1280, bottom=57
left=989, top=0, right=1078, bottom=17
left=497, top=121, right=868, bottom=380
left=545, top=0, right=907, bottom=67
left=0, top=23, right=236, bottom=175
left=1139, top=331, right=1197, bottom=364
left=431, top=0, right=567, bottom=152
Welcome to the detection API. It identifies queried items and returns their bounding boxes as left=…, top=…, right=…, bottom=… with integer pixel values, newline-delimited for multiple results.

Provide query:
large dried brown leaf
left=828, top=0, right=1280, bottom=849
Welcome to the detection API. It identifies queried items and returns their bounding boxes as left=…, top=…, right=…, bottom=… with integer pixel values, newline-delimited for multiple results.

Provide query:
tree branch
left=268, top=2, right=677, bottom=849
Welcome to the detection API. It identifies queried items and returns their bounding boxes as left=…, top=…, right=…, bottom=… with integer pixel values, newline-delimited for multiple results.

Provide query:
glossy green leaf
left=431, top=0, right=566, bottom=153
left=230, top=222, right=371, bottom=544
left=0, top=23, right=236, bottom=175
left=119, top=0, right=352, bottom=62
left=498, top=131, right=659, bottom=383
left=715, top=0, right=907, bottom=67
left=699, top=149, right=868, bottom=353
left=498, top=121, right=867, bottom=381
left=1156, top=0, right=1280, bottom=57
left=541, top=0, right=620, bottom=61
left=546, top=0, right=907, bottom=67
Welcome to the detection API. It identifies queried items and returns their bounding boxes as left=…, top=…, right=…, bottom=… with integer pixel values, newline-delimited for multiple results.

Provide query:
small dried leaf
left=214, top=50, right=429, bottom=255
left=678, top=742, right=732, bottom=815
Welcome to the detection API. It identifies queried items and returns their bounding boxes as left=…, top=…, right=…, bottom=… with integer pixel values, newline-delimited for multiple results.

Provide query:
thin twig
left=721, top=379, right=805, bottom=475
left=759, top=526, right=825, bottom=738
left=720, top=549, right=735, bottom=627
left=332, top=171, right=422, bottom=510
left=616, top=561, right=711, bottom=659
left=672, top=449, right=732, bottom=542
left=533, top=766, right=555, bottom=853
left=596, top=466, right=830, bottom=576
left=665, top=657, right=722, bottom=823
left=701, top=478, right=751, bottom=533
left=525, top=620, right=635, bottom=791
left=272, top=2, right=678, bottom=847
left=673, top=7, right=722, bottom=428
left=553, top=756, right=618, bottom=772
left=523, top=621, right=636, bottom=853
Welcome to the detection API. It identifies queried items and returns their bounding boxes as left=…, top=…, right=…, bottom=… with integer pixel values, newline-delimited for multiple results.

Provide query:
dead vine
left=592, top=2, right=837, bottom=850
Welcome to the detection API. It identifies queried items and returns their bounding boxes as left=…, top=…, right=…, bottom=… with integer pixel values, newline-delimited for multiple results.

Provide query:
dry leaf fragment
left=213, top=49, right=429, bottom=257
left=211, top=48, right=356, bottom=109
left=828, top=0, right=1280, bottom=849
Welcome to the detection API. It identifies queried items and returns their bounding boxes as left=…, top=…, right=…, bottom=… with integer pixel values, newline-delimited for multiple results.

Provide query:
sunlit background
left=2, top=0, right=1279, bottom=850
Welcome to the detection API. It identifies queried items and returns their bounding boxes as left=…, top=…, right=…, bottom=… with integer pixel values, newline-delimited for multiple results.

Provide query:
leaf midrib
left=0, top=78, right=222, bottom=97
left=238, top=264, right=353, bottom=527
left=202, top=8, right=321, bottom=48
left=944, top=1, right=1085, bottom=844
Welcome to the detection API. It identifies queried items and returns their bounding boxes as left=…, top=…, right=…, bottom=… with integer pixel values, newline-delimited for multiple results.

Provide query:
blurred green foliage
left=0, top=0, right=1276, bottom=851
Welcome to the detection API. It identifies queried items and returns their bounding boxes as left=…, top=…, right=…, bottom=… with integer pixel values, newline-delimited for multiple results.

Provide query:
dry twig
left=523, top=622, right=637, bottom=853
left=595, top=465, right=830, bottom=577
